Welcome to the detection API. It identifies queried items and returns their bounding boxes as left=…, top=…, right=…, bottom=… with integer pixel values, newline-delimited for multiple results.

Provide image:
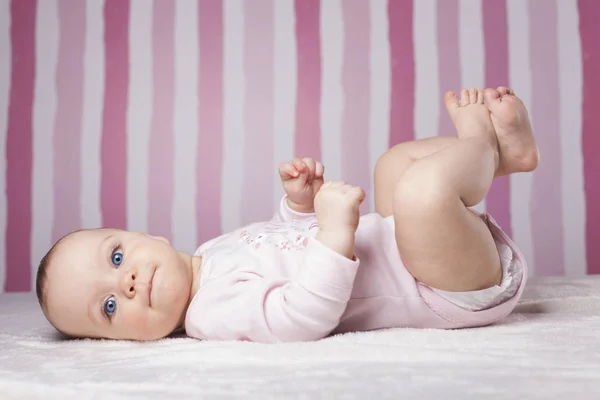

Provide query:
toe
left=484, top=88, right=501, bottom=110
left=468, top=88, right=477, bottom=104
left=460, top=89, right=469, bottom=106
left=476, top=89, right=484, bottom=104
left=444, top=91, right=460, bottom=116
left=497, top=86, right=509, bottom=96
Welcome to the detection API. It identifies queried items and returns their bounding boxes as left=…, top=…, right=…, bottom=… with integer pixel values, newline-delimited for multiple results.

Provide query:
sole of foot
left=483, top=86, right=540, bottom=175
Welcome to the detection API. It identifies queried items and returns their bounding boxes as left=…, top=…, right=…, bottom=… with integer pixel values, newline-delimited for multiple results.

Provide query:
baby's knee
left=374, top=144, right=413, bottom=178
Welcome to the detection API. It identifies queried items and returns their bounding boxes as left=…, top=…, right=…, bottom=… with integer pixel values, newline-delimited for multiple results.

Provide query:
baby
left=36, top=87, right=539, bottom=343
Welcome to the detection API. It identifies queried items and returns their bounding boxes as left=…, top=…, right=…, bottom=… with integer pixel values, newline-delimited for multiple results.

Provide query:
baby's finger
left=302, top=158, right=316, bottom=182
left=279, top=162, right=298, bottom=180
left=315, top=161, right=324, bottom=178
left=292, top=158, right=306, bottom=172
left=350, top=187, right=366, bottom=203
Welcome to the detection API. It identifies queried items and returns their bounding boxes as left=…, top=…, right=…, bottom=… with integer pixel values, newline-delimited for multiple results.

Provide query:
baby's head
left=36, top=229, right=198, bottom=341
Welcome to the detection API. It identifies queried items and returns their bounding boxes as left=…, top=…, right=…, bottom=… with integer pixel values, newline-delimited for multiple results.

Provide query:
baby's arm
left=186, top=181, right=367, bottom=343
left=262, top=238, right=360, bottom=342
left=273, top=180, right=365, bottom=259
left=186, top=239, right=360, bottom=343
left=272, top=194, right=315, bottom=223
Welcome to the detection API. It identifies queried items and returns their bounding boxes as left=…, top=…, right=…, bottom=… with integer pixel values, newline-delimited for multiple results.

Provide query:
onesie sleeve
left=184, top=238, right=360, bottom=343
left=271, top=195, right=316, bottom=223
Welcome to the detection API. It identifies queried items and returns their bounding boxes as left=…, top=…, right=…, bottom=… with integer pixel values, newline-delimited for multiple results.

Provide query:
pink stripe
left=294, top=0, right=321, bottom=160
left=52, top=0, right=85, bottom=242
left=196, top=0, right=223, bottom=244
left=482, top=0, right=512, bottom=237
left=148, top=0, right=175, bottom=238
left=578, top=0, right=600, bottom=275
left=436, top=0, right=460, bottom=137
left=101, top=0, right=129, bottom=229
left=341, top=0, right=370, bottom=214
left=388, top=0, right=415, bottom=147
left=5, top=0, right=35, bottom=292
left=241, top=0, right=275, bottom=225
left=528, top=0, right=564, bottom=276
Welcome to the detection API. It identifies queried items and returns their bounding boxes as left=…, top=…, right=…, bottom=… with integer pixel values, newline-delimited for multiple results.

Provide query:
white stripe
left=80, top=0, right=104, bottom=230
left=458, top=0, right=485, bottom=90
left=221, top=0, right=246, bottom=233
left=0, top=0, right=10, bottom=292
left=458, top=0, right=485, bottom=214
left=506, top=0, right=535, bottom=274
left=368, top=0, right=391, bottom=213
left=172, top=0, right=198, bottom=252
left=557, top=0, right=586, bottom=277
left=319, top=0, right=343, bottom=181
left=126, top=0, right=153, bottom=233
left=31, top=0, right=58, bottom=288
left=413, top=0, right=439, bottom=141
left=273, top=0, right=297, bottom=207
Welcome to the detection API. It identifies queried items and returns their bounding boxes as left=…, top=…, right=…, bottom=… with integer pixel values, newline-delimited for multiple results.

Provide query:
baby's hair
left=36, top=230, right=82, bottom=338
left=35, top=244, right=55, bottom=314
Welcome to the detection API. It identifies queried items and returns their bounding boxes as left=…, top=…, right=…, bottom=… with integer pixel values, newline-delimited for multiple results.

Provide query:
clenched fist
left=279, top=158, right=324, bottom=213
left=314, top=181, right=365, bottom=259
left=315, top=181, right=365, bottom=233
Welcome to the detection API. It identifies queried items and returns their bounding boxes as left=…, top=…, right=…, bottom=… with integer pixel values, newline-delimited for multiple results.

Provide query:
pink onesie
left=184, top=196, right=527, bottom=343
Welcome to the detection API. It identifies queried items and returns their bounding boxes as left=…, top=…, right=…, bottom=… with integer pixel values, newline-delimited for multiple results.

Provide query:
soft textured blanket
left=1, top=277, right=599, bottom=399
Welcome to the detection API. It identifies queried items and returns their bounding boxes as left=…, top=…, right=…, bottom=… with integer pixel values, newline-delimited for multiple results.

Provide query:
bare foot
left=444, top=88, right=497, bottom=144
left=483, top=87, right=540, bottom=175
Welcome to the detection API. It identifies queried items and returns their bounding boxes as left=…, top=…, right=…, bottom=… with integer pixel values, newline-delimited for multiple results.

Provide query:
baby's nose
left=121, top=270, right=137, bottom=299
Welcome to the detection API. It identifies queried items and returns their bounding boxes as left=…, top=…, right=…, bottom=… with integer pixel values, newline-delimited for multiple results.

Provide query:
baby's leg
left=392, top=89, right=537, bottom=292
left=374, top=137, right=457, bottom=217
left=375, top=87, right=539, bottom=219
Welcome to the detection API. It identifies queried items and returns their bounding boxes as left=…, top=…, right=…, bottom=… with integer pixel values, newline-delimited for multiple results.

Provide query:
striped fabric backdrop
left=0, top=0, right=598, bottom=293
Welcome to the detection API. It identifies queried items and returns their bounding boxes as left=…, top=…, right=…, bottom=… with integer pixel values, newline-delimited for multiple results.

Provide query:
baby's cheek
left=126, top=309, right=151, bottom=335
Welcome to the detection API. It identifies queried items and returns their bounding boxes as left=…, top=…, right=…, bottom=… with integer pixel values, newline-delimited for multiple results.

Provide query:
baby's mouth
left=148, top=267, right=156, bottom=307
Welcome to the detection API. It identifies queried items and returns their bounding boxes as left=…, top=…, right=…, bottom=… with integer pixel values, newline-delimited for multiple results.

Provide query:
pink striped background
left=0, top=0, right=597, bottom=292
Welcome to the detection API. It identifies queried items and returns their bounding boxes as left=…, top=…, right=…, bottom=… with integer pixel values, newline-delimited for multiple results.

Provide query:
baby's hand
left=315, top=181, right=365, bottom=233
left=279, top=158, right=325, bottom=213
left=314, top=181, right=365, bottom=259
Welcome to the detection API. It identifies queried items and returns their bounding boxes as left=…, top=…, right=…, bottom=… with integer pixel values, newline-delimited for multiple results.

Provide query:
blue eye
left=111, top=248, right=123, bottom=267
left=104, top=296, right=117, bottom=317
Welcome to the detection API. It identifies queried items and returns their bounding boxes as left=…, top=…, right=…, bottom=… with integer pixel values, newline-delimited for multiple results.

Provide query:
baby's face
left=45, top=229, right=193, bottom=341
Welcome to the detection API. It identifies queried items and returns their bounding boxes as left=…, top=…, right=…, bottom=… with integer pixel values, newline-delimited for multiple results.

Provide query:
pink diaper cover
left=415, top=213, right=528, bottom=329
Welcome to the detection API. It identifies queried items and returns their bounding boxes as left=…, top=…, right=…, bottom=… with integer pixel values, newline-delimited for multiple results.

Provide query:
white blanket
left=1, top=277, right=599, bottom=399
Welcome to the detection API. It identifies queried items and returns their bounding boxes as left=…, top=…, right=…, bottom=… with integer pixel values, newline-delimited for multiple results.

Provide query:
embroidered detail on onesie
left=238, top=230, right=309, bottom=252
